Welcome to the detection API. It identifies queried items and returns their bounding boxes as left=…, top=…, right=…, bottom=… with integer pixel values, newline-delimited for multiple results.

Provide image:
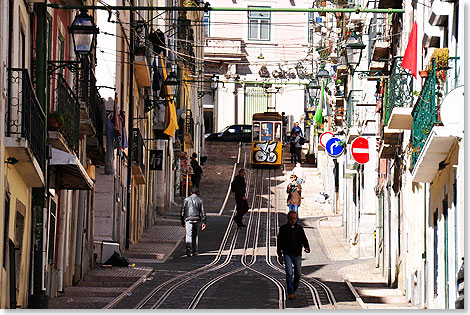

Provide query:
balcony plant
left=48, top=111, right=64, bottom=130
left=430, top=48, right=449, bottom=70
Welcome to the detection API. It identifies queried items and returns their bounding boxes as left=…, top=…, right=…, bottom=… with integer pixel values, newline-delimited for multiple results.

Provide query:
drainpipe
left=125, top=0, right=135, bottom=250
left=387, top=160, right=392, bottom=287
left=30, top=0, right=48, bottom=307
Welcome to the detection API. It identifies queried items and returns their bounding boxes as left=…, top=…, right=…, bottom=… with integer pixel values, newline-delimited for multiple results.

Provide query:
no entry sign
left=319, top=131, right=334, bottom=148
left=351, top=137, right=369, bottom=164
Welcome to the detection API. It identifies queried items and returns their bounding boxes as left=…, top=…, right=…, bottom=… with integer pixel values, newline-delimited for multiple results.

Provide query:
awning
left=49, top=148, right=94, bottom=190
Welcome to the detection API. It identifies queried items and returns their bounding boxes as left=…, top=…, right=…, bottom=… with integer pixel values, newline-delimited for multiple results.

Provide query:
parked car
left=205, top=125, right=252, bottom=142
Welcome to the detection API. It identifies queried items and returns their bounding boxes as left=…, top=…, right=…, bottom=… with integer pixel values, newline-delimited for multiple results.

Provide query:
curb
left=103, top=266, right=153, bottom=309
left=341, top=275, right=367, bottom=309
left=316, top=217, right=366, bottom=309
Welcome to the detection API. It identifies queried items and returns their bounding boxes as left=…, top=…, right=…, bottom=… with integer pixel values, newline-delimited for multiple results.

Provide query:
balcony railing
left=385, top=56, right=413, bottom=125
left=7, top=68, right=46, bottom=170
left=346, top=90, right=361, bottom=128
left=443, top=56, right=461, bottom=93
left=53, top=75, right=80, bottom=154
left=77, top=58, right=105, bottom=136
left=411, top=63, right=438, bottom=168
left=132, top=128, right=145, bottom=174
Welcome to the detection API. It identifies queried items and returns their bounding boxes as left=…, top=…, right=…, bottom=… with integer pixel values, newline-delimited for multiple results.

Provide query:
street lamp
left=344, top=32, right=366, bottom=72
left=307, top=78, right=321, bottom=99
left=164, top=70, right=180, bottom=99
left=68, top=9, right=99, bottom=57
left=316, top=66, right=330, bottom=79
left=210, top=74, right=218, bottom=91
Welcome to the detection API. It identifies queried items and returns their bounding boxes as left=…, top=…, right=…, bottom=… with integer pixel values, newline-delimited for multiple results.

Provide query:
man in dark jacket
left=231, top=168, right=248, bottom=227
left=290, top=122, right=303, bottom=137
left=190, top=152, right=203, bottom=189
left=181, top=187, right=207, bottom=256
left=277, top=211, right=310, bottom=300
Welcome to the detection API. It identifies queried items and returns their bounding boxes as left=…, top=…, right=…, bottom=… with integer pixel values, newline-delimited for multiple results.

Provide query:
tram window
left=274, top=123, right=281, bottom=141
left=253, top=122, right=260, bottom=141
left=261, top=122, right=273, bottom=141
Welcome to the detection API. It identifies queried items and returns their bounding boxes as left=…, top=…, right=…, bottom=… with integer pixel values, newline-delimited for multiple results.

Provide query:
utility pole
left=125, top=1, right=135, bottom=250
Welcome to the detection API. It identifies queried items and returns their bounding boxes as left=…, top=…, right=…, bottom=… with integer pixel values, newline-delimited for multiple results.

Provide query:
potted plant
left=305, top=151, right=315, bottom=164
left=48, top=111, right=63, bottom=130
left=419, top=70, right=428, bottom=78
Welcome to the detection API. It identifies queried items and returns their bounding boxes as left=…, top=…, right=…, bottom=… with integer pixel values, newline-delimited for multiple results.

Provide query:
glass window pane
left=249, top=11, right=270, bottom=18
left=274, top=123, right=281, bottom=141
left=253, top=122, right=260, bottom=141
left=260, top=20, right=270, bottom=40
left=249, top=21, right=259, bottom=40
left=261, top=122, right=273, bottom=141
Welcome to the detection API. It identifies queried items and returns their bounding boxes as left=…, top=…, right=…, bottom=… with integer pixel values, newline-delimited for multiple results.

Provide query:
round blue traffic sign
left=325, top=137, right=344, bottom=157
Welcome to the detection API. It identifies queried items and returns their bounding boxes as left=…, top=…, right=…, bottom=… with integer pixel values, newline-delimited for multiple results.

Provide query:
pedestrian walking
left=180, top=187, right=207, bottom=256
left=286, top=174, right=302, bottom=217
left=277, top=210, right=310, bottom=300
left=190, top=152, right=203, bottom=189
left=290, top=122, right=303, bottom=137
left=231, top=168, right=249, bottom=227
left=289, top=133, right=297, bottom=164
left=292, top=163, right=306, bottom=185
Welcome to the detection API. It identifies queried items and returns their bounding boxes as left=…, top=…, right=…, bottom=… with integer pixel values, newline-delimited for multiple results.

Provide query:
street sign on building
left=149, top=150, right=163, bottom=170
left=319, top=131, right=334, bottom=148
left=350, top=137, right=370, bottom=164
left=325, top=137, right=344, bottom=157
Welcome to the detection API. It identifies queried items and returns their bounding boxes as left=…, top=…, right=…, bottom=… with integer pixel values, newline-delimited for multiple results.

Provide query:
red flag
left=401, top=21, right=418, bottom=78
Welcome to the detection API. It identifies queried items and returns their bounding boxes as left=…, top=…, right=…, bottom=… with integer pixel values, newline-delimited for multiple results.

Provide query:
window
left=248, top=8, right=271, bottom=41
left=253, top=122, right=260, bottom=141
left=204, top=11, right=210, bottom=37
left=308, top=12, right=314, bottom=43
left=274, top=123, right=281, bottom=141
left=261, top=122, right=273, bottom=141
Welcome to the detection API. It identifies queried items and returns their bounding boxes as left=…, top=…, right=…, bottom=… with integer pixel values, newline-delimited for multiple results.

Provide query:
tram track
left=132, top=143, right=339, bottom=309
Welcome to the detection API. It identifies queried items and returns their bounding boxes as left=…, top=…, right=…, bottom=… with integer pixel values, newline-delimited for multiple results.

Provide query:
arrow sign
left=351, top=137, right=369, bottom=164
left=319, top=131, right=334, bottom=148
left=325, top=137, right=344, bottom=157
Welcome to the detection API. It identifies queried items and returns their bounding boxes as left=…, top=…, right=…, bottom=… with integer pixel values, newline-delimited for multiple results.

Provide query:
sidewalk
left=316, top=215, right=418, bottom=309
left=48, top=216, right=184, bottom=309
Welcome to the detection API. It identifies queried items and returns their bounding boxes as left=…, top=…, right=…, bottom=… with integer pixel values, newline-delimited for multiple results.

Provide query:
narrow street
left=0, top=0, right=463, bottom=309
left=49, top=142, right=414, bottom=309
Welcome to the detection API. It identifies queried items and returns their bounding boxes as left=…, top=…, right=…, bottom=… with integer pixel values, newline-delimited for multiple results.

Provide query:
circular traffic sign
left=319, top=131, right=334, bottom=148
left=325, top=137, right=344, bottom=157
left=351, top=137, right=369, bottom=164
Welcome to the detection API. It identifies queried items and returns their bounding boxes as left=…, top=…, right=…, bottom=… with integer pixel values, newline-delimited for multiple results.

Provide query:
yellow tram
left=251, top=112, right=283, bottom=167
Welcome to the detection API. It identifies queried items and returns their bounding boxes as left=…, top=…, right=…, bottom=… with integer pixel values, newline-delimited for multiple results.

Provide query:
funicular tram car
left=251, top=112, right=283, bottom=167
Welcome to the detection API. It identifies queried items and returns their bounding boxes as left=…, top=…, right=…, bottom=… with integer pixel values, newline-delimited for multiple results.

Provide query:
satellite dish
left=440, top=86, right=464, bottom=135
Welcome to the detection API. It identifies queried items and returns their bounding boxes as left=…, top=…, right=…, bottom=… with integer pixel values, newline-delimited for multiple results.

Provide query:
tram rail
left=131, top=142, right=340, bottom=309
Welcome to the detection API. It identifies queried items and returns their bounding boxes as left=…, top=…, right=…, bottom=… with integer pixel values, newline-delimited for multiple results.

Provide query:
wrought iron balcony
left=385, top=56, right=413, bottom=129
left=346, top=90, right=361, bottom=129
left=131, top=128, right=146, bottom=185
left=6, top=68, right=46, bottom=186
left=77, top=58, right=106, bottom=136
left=50, top=74, right=80, bottom=155
left=411, top=64, right=438, bottom=169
